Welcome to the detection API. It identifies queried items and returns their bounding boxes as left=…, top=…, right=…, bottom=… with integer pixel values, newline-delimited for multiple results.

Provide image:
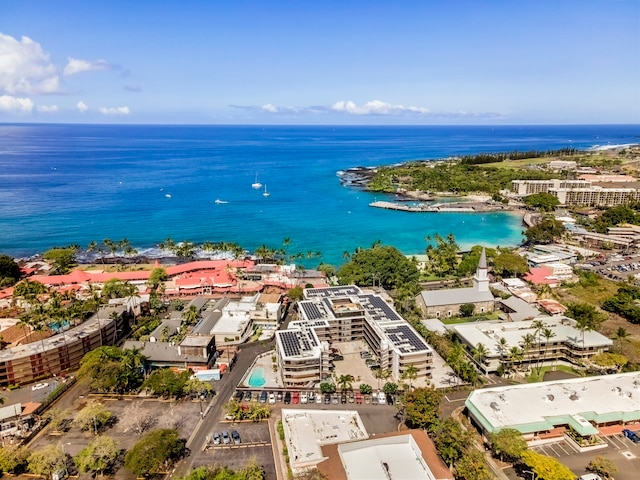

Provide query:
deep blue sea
left=1, top=124, right=638, bottom=266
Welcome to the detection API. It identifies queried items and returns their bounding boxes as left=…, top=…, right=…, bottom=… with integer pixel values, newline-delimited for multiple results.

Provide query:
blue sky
left=1, top=0, right=638, bottom=124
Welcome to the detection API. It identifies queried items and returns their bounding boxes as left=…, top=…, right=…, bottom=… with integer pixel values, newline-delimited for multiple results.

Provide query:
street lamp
left=199, top=394, right=205, bottom=418
left=60, top=442, right=71, bottom=477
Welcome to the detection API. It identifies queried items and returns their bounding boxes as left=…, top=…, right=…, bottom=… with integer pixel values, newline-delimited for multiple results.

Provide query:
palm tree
left=336, top=374, right=354, bottom=393
left=182, top=306, right=200, bottom=325
left=374, top=368, right=391, bottom=390
left=541, top=327, right=557, bottom=371
left=508, top=346, right=524, bottom=376
left=531, top=319, right=546, bottom=374
left=521, top=333, right=536, bottom=372
left=614, top=327, right=630, bottom=352
left=496, top=337, right=509, bottom=375
left=402, top=364, right=419, bottom=390
left=472, top=343, right=490, bottom=374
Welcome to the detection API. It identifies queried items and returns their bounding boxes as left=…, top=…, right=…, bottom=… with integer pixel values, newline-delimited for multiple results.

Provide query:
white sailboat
left=214, top=199, right=228, bottom=204
left=262, top=184, right=270, bottom=197
left=251, top=173, right=262, bottom=189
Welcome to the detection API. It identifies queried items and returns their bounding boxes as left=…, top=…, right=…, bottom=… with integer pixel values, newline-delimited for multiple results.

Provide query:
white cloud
left=331, top=100, right=431, bottom=115
left=37, top=104, right=58, bottom=112
left=64, top=57, right=111, bottom=76
left=99, top=106, right=130, bottom=115
left=261, top=103, right=278, bottom=113
left=0, top=95, right=34, bottom=112
left=77, top=101, right=88, bottom=112
left=0, top=33, right=60, bottom=94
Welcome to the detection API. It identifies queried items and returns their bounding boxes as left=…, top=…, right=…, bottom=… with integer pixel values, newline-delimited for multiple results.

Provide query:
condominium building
left=511, top=179, right=590, bottom=196
left=276, top=286, right=433, bottom=387
left=511, top=179, right=640, bottom=206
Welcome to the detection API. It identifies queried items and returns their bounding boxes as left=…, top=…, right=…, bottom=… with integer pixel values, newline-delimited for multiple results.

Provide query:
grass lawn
left=555, top=277, right=620, bottom=305
left=526, top=365, right=579, bottom=383
left=441, top=312, right=501, bottom=325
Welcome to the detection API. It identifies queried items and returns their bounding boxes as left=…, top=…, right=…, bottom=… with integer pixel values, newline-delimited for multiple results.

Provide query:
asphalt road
left=170, top=339, right=275, bottom=477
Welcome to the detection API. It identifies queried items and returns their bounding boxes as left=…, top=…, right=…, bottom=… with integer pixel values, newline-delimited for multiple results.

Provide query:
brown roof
left=316, top=429, right=453, bottom=480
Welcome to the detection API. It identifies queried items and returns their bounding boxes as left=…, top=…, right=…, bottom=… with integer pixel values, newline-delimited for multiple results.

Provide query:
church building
left=415, top=248, right=495, bottom=318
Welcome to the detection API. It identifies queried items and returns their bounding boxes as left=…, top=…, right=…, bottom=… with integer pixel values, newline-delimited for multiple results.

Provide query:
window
left=447, top=311, right=452, bottom=317
left=435, top=311, right=440, bottom=318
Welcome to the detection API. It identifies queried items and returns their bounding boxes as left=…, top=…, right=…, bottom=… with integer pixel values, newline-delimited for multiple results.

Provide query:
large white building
left=276, top=286, right=433, bottom=387
left=465, top=372, right=640, bottom=443
left=511, top=178, right=640, bottom=206
left=453, top=316, right=612, bottom=374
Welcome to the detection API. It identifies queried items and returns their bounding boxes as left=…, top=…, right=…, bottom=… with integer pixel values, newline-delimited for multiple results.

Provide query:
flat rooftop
left=466, top=372, right=640, bottom=435
left=282, top=409, right=368, bottom=471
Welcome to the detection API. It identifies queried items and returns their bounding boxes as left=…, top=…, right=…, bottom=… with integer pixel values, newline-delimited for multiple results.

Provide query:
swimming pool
left=247, top=367, right=266, bottom=388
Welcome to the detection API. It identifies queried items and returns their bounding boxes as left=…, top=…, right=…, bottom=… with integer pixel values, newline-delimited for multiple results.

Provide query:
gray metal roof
left=419, top=287, right=494, bottom=307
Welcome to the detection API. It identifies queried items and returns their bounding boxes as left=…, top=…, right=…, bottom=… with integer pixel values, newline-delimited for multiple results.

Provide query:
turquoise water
left=0, top=124, right=638, bottom=265
left=247, top=367, right=266, bottom=388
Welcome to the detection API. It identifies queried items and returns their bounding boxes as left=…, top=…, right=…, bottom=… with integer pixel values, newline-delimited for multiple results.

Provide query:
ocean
left=0, top=124, right=638, bottom=266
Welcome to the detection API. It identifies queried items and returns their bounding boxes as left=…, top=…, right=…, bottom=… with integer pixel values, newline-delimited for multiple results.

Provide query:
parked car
left=221, top=431, right=231, bottom=444
left=268, top=393, right=276, bottom=404
left=355, top=393, right=363, bottom=404
left=308, top=392, right=315, bottom=403
left=292, top=391, right=300, bottom=404
left=378, top=392, right=386, bottom=405
left=332, top=394, right=339, bottom=404
left=386, top=394, right=394, bottom=405
left=341, top=394, right=347, bottom=404
left=577, top=474, right=602, bottom=480
left=364, top=394, right=371, bottom=404
left=324, top=393, right=331, bottom=404
left=231, top=430, right=241, bottom=444
left=243, top=391, right=252, bottom=401
left=622, top=429, right=640, bottom=443
left=235, top=390, right=244, bottom=400
left=316, top=393, right=322, bottom=404
left=348, top=393, right=354, bottom=403
left=300, top=393, right=308, bottom=404
left=31, top=383, right=49, bottom=391
left=371, top=394, right=378, bottom=405
left=259, top=391, right=268, bottom=403
left=332, top=355, right=344, bottom=361
left=212, top=432, right=221, bottom=445
left=284, top=392, right=291, bottom=404
left=277, top=391, right=283, bottom=402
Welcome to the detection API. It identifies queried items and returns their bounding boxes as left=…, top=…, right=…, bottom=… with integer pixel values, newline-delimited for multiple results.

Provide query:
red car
left=292, top=391, right=300, bottom=404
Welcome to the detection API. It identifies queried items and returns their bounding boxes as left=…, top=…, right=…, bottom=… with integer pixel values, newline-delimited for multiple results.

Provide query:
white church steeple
left=473, top=247, right=490, bottom=292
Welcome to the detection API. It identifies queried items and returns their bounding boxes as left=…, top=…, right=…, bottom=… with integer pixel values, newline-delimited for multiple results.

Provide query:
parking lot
left=530, top=433, right=640, bottom=480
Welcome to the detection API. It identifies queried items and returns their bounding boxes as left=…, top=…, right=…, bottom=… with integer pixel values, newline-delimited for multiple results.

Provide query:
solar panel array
left=305, top=286, right=361, bottom=298
left=361, top=294, right=402, bottom=322
left=278, top=329, right=318, bottom=358
left=384, top=324, right=429, bottom=353
left=300, top=301, right=324, bottom=320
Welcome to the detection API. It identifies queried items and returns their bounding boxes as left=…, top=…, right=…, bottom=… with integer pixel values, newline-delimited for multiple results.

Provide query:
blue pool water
left=247, top=367, right=266, bottom=388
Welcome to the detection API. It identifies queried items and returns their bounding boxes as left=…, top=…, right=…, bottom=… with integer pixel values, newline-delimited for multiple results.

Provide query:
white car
left=300, top=393, right=308, bottom=404
left=268, top=393, right=276, bottom=404
left=377, top=392, right=386, bottom=405
left=32, top=383, right=49, bottom=391
left=316, top=393, right=322, bottom=403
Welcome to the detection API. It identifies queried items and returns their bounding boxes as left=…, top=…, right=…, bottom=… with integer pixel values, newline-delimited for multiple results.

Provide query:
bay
left=0, top=124, right=638, bottom=265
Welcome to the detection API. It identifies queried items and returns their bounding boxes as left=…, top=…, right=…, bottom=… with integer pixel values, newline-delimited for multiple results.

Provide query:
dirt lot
left=28, top=394, right=203, bottom=480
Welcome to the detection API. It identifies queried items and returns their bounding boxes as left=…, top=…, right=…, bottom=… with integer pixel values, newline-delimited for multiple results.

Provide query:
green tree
left=454, top=450, right=493, bottom=480
left=359, top=384, right=372, bottom=394
left=403, top=387, right=443, bottom=433
left=613, top=326, right=630, bottom=351
left=336, top=374, right=354, bottom=393
left=524, top=216, right=565, bottom=244
left=383, top=382, right=398, bottom=395
left=0, top=445, right=30, bottom=474
left=43, top=247, right=77, bottom=274
left=288, top=286, right=304, bottom=301
left=492, top=252, right=529, bottom=277
left=319, top=381, right=336, bottom=394
left=0, top=254, right=20, bottom=287
left=523, top=192, right=560, bottom=212
left=338, top=244, right=419, bottom=291
left=143, top=368, right=191, bottom=398
left=567, top=302, right=606, bottom=346
left=425, top=233, right=459, bottom=277
left=73, top=402, right=114, bottom=434
left=459, top=303, right=475, bottom=317
left=487, top=428, right=527, bottom=462
left=586, top=455, right=618, bottom=479
left=124, top=429, right=186, bottom=477
left=520, top=450, right=575, bottom=480
left=433, top=418, right=471, bottom=467
left=27, top=444, right=65, bottom=479
left=401, top=364, right=419, bottom=390
left=102, top=278, right=137, bottom=300
left=148, top=267, right=168, bottom=289
left=74, top=435, right=120, bottom=476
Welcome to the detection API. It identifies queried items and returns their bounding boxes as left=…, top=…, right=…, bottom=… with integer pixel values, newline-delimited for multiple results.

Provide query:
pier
left=369, top=201, right=512, bottom=213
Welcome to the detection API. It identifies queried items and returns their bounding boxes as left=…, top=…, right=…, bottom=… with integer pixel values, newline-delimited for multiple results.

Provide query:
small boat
left=251, top=173, right=262, bottom=189
left=165, top=194, right=172, bottom=198
left=214, top=199, right=228, bottom=204
left=263, top=185, right=270, bottom=197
